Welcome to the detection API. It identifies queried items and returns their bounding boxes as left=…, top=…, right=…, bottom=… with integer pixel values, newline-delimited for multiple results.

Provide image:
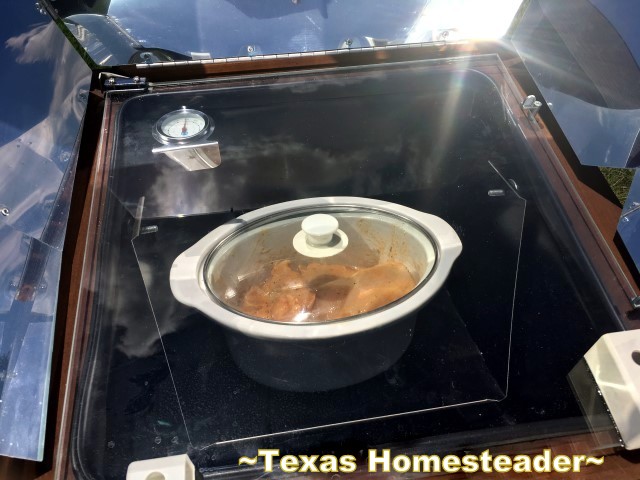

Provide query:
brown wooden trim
left=113, top=43, right=481, bottom=84
left=55, top=98, right=121, bottom=480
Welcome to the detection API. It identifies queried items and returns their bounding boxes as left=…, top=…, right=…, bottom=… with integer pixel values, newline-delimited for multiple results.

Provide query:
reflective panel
left=513, top=0, right=640, bottom=168
left=55, top=0, right=522, bottom=66
left=0, top=3, right=91, bottom=460
left=618, top=170, right=640, bottom=274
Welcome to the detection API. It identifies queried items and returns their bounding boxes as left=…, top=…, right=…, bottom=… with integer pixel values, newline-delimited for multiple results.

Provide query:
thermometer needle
left=181, top=118, right=188, bottom=135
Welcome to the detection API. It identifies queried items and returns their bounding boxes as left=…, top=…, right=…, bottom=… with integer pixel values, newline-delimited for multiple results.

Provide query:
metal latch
left=522, top=95, right=542, bottom=120
left=101, top=74, right=148, bottom=92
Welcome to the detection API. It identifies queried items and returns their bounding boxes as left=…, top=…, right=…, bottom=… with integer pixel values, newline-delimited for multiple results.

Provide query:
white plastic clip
left=584, top=330, right=640, bottom=450
left=127, top=454, right=197, bottom=480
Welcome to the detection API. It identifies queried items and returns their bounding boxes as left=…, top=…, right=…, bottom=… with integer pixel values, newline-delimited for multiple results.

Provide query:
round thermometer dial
left=153, top=108, right=213, bottom=144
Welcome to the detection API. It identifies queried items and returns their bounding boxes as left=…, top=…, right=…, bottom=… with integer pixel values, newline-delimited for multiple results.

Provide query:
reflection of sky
left=108, top=0, right=426, bottom=57
left=0, top=13, right=52, bottom=144
left=88, top=0, right=524, bottom=61
left=590, top=0, right=640, bottom=63
left=618, top=172, right=640, bottom=270
left=543, top=89, right=640, bottom=167
left=513, top=0, right=640, bottom=168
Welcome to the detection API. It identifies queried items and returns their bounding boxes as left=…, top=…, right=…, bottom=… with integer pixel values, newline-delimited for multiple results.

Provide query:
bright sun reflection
left=406, top=0, right=523, bottom=43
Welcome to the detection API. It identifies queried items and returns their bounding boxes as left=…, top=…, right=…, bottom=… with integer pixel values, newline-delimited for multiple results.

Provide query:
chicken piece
left=299, top=262, right=357, bottom=286
left=297, top=263, right=358, bottom=320
left=240, top=259, right=416, bottom=322
left=240, top=260, right=315, bottom=321
left=339, top=261, right=415, bottom=317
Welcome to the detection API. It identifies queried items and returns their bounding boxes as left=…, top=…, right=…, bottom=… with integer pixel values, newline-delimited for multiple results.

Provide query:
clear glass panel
left=54, top=0, right=522, bottom=66
left=71, top=58, right=623, bottom=479
left=130, top=162, right=524, bottom=447
left=512, top=0, right=640, bottom=168
left=0, top=5, right=91, bottom=460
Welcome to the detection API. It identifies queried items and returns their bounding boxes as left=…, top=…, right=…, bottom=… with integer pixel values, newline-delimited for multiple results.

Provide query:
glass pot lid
left=204, top=205, right=437, bottom=324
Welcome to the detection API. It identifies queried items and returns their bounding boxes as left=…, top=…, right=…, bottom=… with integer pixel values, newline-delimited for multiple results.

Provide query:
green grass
left=600, top=167, right=634, bottom=206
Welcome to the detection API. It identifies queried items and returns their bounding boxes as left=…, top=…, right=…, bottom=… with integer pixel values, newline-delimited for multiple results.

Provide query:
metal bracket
left=102, top=74, right=148, bottom=92
left=152, top=141, right=221, bottom=171
left=621, top=202, right=640, bottom=224
left=522, top=95, right=542, bottom=120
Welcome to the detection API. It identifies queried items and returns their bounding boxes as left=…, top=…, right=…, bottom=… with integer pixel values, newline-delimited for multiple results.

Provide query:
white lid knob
left=301, top=214, right=339, bottom=246
left=293, top=214, right=348, bottom=258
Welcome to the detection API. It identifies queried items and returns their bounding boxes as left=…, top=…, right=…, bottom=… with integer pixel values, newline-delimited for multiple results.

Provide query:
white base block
left=127, top=454, right=196, bottom=480
left=584, top=329, right=640, bottom=450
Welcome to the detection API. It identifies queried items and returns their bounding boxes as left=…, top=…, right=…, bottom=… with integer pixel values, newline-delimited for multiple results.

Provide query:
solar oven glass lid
left=73, top=58, right=576, bottom=478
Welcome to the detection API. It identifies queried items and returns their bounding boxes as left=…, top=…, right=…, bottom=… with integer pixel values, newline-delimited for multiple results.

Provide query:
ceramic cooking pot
left=170, top=197, right=462, bottom=391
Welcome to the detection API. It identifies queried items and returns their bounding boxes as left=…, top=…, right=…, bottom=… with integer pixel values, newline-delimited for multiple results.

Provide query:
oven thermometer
left=153, top=107, right=214, bottom=145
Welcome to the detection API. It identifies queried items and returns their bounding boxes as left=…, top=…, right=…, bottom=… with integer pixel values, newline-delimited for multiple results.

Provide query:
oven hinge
left=100, top=73, right=148, bottom=92
left=521, top=94, right=542, bottom=121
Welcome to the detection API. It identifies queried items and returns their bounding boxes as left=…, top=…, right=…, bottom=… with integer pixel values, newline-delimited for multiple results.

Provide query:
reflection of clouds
left=134, top=128, right=432, bottom=219
left=6, top=23, right=50, bottom=63
left=113, top=255, right=167, bottom=358
left=1, top=21, right=90, bottom=241
left=4, top=21, right=89, bottom=160
left=122, top=241, right=200, bottom=359
left=270, top=72, right=387, bottom=94
left=146, top=163, right=227, bottom=218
